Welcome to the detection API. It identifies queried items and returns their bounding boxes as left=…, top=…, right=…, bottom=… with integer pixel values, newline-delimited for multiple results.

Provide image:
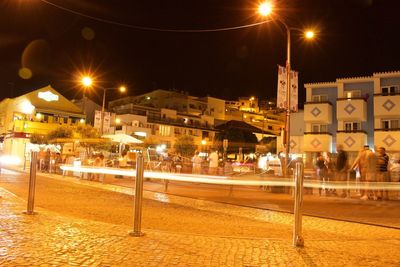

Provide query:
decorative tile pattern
left=344, top=136, right=356, bottom=148
left=344, top=103, right=356, bottom=115
left=383, top=135, right=396, bottom=147
left=382, top=99, right=395, bottom=112
left=311, top=138, right=321, bottom=148
left=311, top=107, right=322, bottom=117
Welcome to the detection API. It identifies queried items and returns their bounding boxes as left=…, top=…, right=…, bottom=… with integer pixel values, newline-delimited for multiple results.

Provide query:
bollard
left=25, top=152, right=38, bottom=215
left=129, top=151, right=145, bottom=237
left=293, top=161, right=304, bottom=247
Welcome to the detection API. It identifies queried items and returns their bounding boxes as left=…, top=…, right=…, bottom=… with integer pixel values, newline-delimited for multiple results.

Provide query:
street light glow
left=305, top=30, right=315, bottom=39
left=81, top=76, right=93, bottom=87
left=119, top=86, right=126, bottom=93
left=115, top=118, right=121, bottom=124
left=258, top=1, right=273, bottom=16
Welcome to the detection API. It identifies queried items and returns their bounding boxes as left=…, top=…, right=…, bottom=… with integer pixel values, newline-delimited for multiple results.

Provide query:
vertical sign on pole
left=129, top=151, right=145, bottom=237
left=24, top=151, right=38, bottom=215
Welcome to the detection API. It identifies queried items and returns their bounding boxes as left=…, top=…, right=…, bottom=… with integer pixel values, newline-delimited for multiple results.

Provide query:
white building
left=303, top=70, right=400, bottom=164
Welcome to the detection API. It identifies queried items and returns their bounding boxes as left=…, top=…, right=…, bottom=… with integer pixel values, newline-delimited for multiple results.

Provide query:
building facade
left=303, top=71, right=400, bottom=164
left=0, top=85, right=85, bottom=164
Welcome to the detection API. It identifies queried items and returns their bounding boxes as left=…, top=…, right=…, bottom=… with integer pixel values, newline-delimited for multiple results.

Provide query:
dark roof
left=215, top=120, right=275, bottom=135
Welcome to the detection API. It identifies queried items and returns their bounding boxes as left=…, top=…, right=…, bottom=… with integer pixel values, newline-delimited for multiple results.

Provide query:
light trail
left=59, top=165, right=400, bottom=191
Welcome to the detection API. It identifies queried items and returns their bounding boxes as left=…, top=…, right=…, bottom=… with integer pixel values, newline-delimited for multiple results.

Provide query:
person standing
left=208, top=150, right=219, bottom=175
left=315, top=153, right=327, bottom=196
left=335, top=144, right=348, bottom=197
left=376, top=147, right=389, bottom=200
left=351, top=145, right=372, bottom=200
left=192, top=151, right=202, bottom=174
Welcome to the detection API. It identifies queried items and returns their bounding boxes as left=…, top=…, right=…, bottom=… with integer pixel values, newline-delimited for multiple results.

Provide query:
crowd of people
left=315, top=144, right=399, bottom=200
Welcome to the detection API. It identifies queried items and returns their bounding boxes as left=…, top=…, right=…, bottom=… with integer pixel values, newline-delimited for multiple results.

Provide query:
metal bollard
left=129, top=151, right=145, bottom=237
left=293, top=162, right=304, bottom=247
left=25, top=152, right=38, bottom=215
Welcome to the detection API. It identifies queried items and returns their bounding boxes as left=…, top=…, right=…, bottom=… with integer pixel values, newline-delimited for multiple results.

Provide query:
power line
left=39, top=0, right=271, bottom=33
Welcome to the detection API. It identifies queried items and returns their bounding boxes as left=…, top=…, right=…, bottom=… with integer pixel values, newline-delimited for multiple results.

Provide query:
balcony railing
left=304, top=101, right=332, bottom=105
left=304, top=132, right=332, bottom=135
left=336, top=97, right=367, bottom=101
left=337, top=130, right=367, bottom=134
left=374, top=128, right=400, bottom=132
left=374, top=92, right=400, bottom=96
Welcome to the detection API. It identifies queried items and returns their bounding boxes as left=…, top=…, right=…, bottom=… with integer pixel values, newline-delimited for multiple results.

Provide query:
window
left=345, top=90, right=361, bottom=98
left=159, top=125, right=171, bottom=136
left=344, top=121, right=361, bottom=131
left=311, top=124, right=328, bottom=132
left=381, top=119, right=400, bottom=129
left=381, top=86, right=399, bottom=95
left=311, top=95, right=328, bottom=102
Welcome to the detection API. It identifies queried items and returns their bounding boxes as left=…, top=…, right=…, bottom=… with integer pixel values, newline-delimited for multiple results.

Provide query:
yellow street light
left=119, top=86, right=126, bottom=93
left=81, top=76, right=93, bottom=87
left=305, top=30, right=315, bottom=39
left=258, top=1, right=273, bottom=16
left=115, top=118, right=121, bottom=124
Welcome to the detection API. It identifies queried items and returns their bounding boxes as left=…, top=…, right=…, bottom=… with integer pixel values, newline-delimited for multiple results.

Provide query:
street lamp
left=80, top=75, right=93, bottom=115
left=101, top=86, right=127, bottom=134
left=258, top=1, right=315, bottom=176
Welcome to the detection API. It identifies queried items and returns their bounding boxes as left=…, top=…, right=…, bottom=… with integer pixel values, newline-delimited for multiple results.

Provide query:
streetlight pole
left=100, top=88, right=107, bottom=135
left=284, top=23, right=291, bottom=177
left=100, top=86, right=126, bottom=135
left=257, top=2, right=315, bottom=176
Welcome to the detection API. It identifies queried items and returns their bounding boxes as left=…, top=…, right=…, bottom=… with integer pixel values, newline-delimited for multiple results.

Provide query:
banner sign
left=276, top=65, right=298, bottom=112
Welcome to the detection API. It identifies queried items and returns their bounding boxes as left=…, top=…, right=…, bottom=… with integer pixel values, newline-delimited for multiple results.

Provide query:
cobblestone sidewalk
left=1, top=186, right=400, bottom=267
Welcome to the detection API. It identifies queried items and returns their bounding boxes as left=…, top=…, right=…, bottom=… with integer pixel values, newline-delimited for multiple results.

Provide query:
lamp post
left=258, top=2, right=315, bottom=176
left=81, top=76, right=93, bottom=116
left=100, top=86, right=126, bottom=134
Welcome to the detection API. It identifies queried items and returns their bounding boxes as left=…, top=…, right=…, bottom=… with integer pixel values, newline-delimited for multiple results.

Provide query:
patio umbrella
left=102, top=134, right=143, bottom=144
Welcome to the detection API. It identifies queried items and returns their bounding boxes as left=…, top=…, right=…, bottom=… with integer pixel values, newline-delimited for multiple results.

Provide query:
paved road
left=102, top=173, right=400, bottom=228
left=1, top=169, right=400, bottom=266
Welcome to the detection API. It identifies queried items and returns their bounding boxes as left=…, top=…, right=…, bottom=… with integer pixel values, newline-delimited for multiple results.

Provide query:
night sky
left=0, top=0, right=399, bottom=106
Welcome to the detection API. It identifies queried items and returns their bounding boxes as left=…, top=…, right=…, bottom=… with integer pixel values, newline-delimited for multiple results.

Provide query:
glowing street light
left=305, top=30, right=315, bottom=39
left=258, top=2, right=316, bottom=176
left=258, top=1, right=273, bottom=16
left=81, top=76, right=93, bottom=87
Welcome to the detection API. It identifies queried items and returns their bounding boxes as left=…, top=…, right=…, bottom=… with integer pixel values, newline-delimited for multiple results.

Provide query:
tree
left=74, top=124, right=103, bottom=156
left=45, top=126, right=74, bottom=152
left=47, top=126, right=73, bottom=141
left=173, top=135, right=196, bottom=158
left=29, top=133, right=48, bottom=144
left=142, top=136, right=158, bottom=149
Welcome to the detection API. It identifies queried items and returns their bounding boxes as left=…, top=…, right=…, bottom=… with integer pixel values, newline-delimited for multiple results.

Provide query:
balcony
left=336, top=98, right=367, bottom=121
left=336, top=130, right=368, bottom=152
left=374, top=94, right=400, bottom=118
left=374, top=128, right=400, bottom=151
left=147, top=115, right=213, bottom=130
left=303, top=132, right=332, bottom=152
left=304, top=101, right=332, bottom=123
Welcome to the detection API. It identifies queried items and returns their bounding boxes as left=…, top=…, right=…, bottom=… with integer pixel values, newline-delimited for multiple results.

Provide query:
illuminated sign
left=38, top=91, right=59, bottom=102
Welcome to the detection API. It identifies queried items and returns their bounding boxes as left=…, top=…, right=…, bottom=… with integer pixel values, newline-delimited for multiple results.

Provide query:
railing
left=304, top=131, right=332, bottom=135
left=336, top=97, right=367, bottom=102
left=337, top=130, right=368, bottom=134
left=304, top=101, right=333, bottom=105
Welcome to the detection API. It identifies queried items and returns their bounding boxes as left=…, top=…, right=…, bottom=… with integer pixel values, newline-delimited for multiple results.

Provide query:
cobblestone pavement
left=1, top=170, right=400, bottom=266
